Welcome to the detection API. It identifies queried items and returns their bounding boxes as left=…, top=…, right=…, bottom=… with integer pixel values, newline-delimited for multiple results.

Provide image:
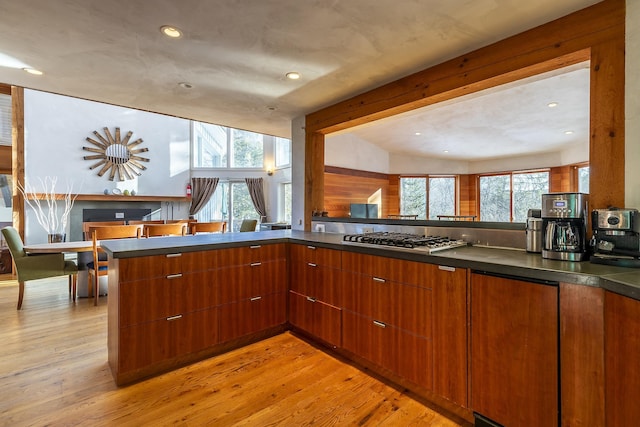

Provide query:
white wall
left=291, top=115, right=306, bottom=230
left=325, top=133, right=389, bottom=174
left=24, top=89, right=190, bottom=197
left=626, top=0, right=640, bottom=207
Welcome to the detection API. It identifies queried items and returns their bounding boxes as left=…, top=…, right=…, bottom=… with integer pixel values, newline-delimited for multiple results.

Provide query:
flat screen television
left=350, top=203, right=378, bottom=219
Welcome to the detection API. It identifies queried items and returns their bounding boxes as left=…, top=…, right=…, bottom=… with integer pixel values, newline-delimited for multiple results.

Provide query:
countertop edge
left=101, top=230, right=640, bottom=301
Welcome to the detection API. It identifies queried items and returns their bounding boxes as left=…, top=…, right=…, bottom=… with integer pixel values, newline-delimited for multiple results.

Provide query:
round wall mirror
left=82, top=127, right=150, bottom=181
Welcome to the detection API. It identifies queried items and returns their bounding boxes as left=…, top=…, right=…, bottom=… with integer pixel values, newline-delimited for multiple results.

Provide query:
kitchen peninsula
left=102, top=229, right=640, bottom=426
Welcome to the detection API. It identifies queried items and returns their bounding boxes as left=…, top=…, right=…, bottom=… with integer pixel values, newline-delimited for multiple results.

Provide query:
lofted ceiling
left=0, top=0, right=599, bottom=159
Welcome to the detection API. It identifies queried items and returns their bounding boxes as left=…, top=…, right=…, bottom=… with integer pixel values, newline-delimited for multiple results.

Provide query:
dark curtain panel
left=245, top=178, right=267, bottom=222
left=189, top=177, right=219, bottom=216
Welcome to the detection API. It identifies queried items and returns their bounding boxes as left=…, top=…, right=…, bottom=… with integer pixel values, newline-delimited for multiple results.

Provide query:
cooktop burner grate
left=342, top=232, right=467, bottom=253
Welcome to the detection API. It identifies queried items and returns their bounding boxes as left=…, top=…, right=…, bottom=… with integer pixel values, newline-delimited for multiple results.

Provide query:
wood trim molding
left=0, top=84, right=10, bottom=95
left=11, top=86, right=24, bottom=238
left=324, top=165, right=389, bottom=180
left=304, top=0, right=624, bottom=230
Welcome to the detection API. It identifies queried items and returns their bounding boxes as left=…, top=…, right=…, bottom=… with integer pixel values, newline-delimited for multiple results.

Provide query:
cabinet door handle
left=166, top=273, right=182, bottom=279
left=438, top=265, right=455, bottom=272
left=307, top=262, right=317, bottom=267
left=306, top=296, right=317, bottom=303
left=250, top=262, right=262, bottom=267
left=250, top=296, right=262, bottom=302
left=166, top=314, right=183, bottom=321
left=306, top=245, right=316, bottom=250
left=372, top=277, right=386, bottom=283
left=373, top=320, right=386, bottom=328
left=166, top=253, right=182, bottom=258
left=250, top=245, right=262, bottom=249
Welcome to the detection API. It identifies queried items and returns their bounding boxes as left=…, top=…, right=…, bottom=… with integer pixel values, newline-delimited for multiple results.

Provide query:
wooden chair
left=82, top=220, right=126, bottom=240
left=1, top=226, right=78, bottom=310
left=127, top=220, right=165, bottom=225
left=143, top=222, right=188, bottom=237
left=191, top=221, right=226, bottom=234
left=239, top=219, right=258, bottom=232
left=87, top=224, right=142, bottom=306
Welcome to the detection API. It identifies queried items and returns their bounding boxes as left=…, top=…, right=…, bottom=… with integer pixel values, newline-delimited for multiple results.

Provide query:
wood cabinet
left=288, top=244, right=342, bottom=347
left=108, top=243, right=287, bottom=385
left=218, top=244, right=288, bottom=343
left=605, top=290, right=640, bottom=426
left=341, top=252, right=433, bottom=390
left=470, top=272, right=558, bottom=427
left=431, top=264, right=468, bottom=408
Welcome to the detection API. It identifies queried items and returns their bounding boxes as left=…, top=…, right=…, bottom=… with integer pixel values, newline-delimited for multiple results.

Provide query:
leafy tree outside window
left=479, top=171, right=549, bottom=222
left=578, top=166, right=590, bottom=193
left=195, top=181, right=260, bottom=231
left=429, top=177, right=456, bottom=219
left=400, top=177, right=427, bottom=219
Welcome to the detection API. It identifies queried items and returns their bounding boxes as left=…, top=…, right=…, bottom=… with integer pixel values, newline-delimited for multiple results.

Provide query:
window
left=275, top=137, right=291, bottom=168
left=400, top=176, right=456, bottom=219
left=192, top=122, right=264, bottom=169
left=479, top=171, right=549, bottom=222
left=429, top=177, right=456, bottom=219
left=578, top=165, right=589, bottom=193
left=195, top=181, right=260, bottom=232
left=280, top=182, right=292, bottom=223
left=400, top=177, right=427, bottom=219
left=0, top=94, right=10, bottom=146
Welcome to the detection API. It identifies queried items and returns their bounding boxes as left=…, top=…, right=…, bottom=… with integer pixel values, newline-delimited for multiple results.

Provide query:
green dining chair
left=1, top=226, right=78, bottom=310
left=239, top=219, right=258, bottom=232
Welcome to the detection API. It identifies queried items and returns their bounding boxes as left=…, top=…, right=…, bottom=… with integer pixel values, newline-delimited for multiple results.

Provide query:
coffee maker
left=590, top=208, right=640, bottom=267
left=541, top=193, right=589, bottom=261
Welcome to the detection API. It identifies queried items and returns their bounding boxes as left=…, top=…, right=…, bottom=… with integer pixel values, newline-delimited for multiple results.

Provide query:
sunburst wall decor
left=82, top=127, right=150, bottom=181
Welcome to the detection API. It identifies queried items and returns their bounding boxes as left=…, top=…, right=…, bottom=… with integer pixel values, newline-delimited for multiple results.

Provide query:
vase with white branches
left=19, top=177, right=78, bottom=243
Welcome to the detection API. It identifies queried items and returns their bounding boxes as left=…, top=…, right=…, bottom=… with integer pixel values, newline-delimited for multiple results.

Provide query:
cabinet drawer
left=218, top=259, right=287, bottom=304
left=119, top=270, right=218, bottom=326
left=342, top=271, right=431, bottom=337
left=342, top=311, right=432, bottom=389
left=118, top=308, right=218, bottom=373
left=118, top=251, right=199, bottom=280
left=290, top=244, right=341, bottom=269
left=289, top=290, right=341, bottom=348
left=289, top=261, right=342, bottom=307
left=218, top=243, right=286, bottom=266
left=341, top=252, right=431, bottom=288
left=219, top=292, right=286, bottom=342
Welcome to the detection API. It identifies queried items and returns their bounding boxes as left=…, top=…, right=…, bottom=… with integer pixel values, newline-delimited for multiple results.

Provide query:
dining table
left=24, top=240, right=98, bottom=298
left=24, top=240, right=94, bottom=254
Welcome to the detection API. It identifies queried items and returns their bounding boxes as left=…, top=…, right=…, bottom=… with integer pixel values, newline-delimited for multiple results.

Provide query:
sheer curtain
left=245, top=178, right=267, bottom=222
left=189, top=177, right=219, bottom=216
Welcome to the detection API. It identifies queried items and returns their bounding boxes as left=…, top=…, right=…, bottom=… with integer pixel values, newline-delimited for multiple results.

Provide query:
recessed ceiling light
left=286, top=71, right=300, bottom=80
left=565, top=130, right=574, bottom=135
left=178, top=82, right=193, bottom=89
left=160, top=25, right=182, bottom=38
left=22, top=68, right=43, bottom=75
left=415, top=132, right=421, bottom=136
left=548, top=102, right=559, bottom=108
left=443, top=150, right=449, bottom=153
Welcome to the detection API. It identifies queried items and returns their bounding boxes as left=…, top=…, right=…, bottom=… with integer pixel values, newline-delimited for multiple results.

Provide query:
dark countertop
left=101, top=230, right=640, bottom=301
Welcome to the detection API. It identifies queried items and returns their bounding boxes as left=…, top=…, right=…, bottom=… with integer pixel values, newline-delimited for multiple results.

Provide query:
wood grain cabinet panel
left=119, top=270, right=218, bottom=327
left=218, top=292, right=286, bottom=343
left=470, top=272, right=558, bottom=427
left=605, top=290, right=640, bottom=427
left=430, top=265, right=468, bottom=408
left=341, top=251, right=430, bottom=287
left=290, top=244, right=342, bottom=269
left=219, top=259, right=287, bottom=304
left=290, top=261, right=342, bottom=307
left=342, top=310, right=432, bottom=388
left=218, top=243, right=286, bottom=267
left=118, top=308, right=219, bottom=373
left=289, top=290, right=341, bottom=348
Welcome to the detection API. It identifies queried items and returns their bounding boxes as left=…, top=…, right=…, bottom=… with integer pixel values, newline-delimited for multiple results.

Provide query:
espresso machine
left=590, top=208, right=640, bottom=267
left=541, top=193, right=589, bottom=261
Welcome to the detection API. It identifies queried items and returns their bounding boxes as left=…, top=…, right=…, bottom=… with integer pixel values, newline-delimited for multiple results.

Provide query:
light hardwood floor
left=0, top=278, right=468, bottom=426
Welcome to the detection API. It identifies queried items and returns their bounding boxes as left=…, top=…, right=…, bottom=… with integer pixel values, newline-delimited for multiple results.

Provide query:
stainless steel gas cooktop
left=341, top=232, right=467, bottom=254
